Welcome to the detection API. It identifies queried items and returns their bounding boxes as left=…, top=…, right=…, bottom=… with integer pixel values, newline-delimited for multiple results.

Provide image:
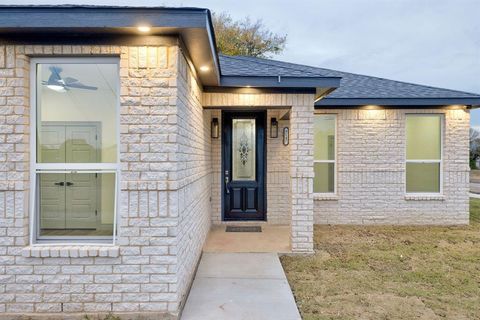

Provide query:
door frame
left=221, top=110, right=267, bottom=221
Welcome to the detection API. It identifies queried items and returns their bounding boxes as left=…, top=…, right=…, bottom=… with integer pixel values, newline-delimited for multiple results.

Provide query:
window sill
left=22, top=245, right=119, bottom=258
left=404, top=194, right=445, bottom=201
left=314, top=194, right=339, bottom=201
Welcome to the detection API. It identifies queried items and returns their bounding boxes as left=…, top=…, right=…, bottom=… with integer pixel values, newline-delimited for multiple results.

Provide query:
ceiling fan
left=43, top=66, right=98, bottom=92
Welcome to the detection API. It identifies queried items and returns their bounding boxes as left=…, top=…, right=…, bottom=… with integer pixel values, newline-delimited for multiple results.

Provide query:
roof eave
left=218, top=75, right=341, bottom=100
left=315, top=97, right=480, bottom=107
left=0, top=6, right=221, bottom=86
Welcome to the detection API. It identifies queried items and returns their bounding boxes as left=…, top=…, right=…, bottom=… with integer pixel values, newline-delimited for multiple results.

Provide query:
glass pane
left=314, top=115, right=336, bottom=160
left=406, top=163, right=440, bottom=193
left=406, top=115, right=441, bottom=160
left=314, top=162, right=335, bottom=193
left=36, top=63, right=118, bottom=163
left=38, top=172, right=115, bottom=238
left=232, top=119, right=256, bottom=181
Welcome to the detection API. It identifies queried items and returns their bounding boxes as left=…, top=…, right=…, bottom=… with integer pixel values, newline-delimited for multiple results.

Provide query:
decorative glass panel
left=406, top=163, right=440, bottom=193
left=37, top=172, right=115, bottom=238
left=232, top=119, right=256, bottom=181
left=314, top=163, right=335, bottom=193
left=36, top=63, right=118, bottom=163
left=314, top=115, right=336, bottom=160
left=406, top=115, right=441, bottom=160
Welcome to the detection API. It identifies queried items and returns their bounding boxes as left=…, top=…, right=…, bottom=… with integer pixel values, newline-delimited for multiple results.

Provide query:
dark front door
left=222, top=111, right=266, bottom=221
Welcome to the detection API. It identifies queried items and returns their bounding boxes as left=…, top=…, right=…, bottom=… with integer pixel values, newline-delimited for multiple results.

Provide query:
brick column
left=290, top=95, right=315, bottom=253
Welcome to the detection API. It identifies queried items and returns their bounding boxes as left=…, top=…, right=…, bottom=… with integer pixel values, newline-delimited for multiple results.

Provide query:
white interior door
left=65, top=172, right=98, bottom=228
left=39, top=173, right=66, bottom=229
left=40, top=123, right=99, bottom=230
left=65, top=125, right=98, bottom=228
left=39, top=125, right=66, bottom=229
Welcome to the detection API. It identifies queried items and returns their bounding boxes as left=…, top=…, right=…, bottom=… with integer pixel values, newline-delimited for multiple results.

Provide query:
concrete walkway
left=181, top=253, right=301, bottom=320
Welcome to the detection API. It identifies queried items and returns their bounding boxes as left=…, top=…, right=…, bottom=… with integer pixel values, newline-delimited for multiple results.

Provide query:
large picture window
left=406, top=114, right=442, bottom=194
left=31, top=58, right=119, bottom=243
left=314, top=114, right=336, bottom=193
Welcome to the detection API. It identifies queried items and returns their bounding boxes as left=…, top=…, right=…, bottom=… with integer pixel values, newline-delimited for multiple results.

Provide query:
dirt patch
left=281, top=199, right=480, bottom=320
left=310, top=293, right=439, bottom=320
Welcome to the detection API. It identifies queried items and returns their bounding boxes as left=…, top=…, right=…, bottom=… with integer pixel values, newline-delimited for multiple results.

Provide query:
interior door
left=66, top=172, right=97, bottom=228
left=223, top=111, right=266, bottom=220
left=39, top=125, right=66, bottom=229
left=39, top=123, right=98, bottom=230
left=65, top=125, right=98, bottom=228
left=39, top=173, right=66, bottom=229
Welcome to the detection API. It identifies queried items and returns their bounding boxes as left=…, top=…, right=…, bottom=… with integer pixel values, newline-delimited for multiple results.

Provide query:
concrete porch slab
left=181, top=253, right=301, bottom=320
left=203, top=225, right=291, bottom=253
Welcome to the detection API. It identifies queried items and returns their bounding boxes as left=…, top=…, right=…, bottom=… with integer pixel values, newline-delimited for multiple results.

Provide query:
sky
left=5, top=0, right=480, bottom=126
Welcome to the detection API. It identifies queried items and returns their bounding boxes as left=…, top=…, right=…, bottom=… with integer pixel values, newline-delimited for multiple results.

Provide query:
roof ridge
left=220, top=54, right=480, bottom=97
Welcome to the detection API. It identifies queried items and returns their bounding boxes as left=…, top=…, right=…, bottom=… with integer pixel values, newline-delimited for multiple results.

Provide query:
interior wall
left=38, top=65, right=117, bottom=163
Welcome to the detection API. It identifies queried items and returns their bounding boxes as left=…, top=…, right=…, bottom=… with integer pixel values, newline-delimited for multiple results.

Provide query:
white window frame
left=29, top=57, right=121, bottom=245
left=313, top=113, right=337, bottom=195
left=405, top=113, right=444, bottom=195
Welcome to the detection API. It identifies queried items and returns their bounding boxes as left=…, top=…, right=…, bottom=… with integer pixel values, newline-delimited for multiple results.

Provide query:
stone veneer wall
left=0, top=43, right=201, bottom=317
left=314, top=108, right=470, bottom=225
left=203, top=93, right=315, bottom=253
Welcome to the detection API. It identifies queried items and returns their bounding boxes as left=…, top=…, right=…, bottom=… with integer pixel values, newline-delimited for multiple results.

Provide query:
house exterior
left=0, top=5, right=479, bottom=319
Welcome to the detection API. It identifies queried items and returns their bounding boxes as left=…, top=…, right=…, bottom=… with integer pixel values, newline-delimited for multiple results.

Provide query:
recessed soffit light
left=137, top=26, right=151, bottom=33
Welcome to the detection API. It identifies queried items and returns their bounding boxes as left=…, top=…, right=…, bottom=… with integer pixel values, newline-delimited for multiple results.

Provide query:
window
left=30, top=58, right=119, bottom=243
left=314, top=114, right=336, bottom=193
left=406, top=114, right=442, bottom=194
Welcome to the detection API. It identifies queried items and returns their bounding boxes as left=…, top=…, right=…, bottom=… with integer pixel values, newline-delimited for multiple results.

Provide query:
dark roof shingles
left=219, top=54, right=480, bottom=99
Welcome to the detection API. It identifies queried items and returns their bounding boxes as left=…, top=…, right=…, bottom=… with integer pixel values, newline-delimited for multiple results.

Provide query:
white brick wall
left=0, top=42, right=470, bottom=319
left=314, top=108, right=470, bottom=225
left=266, top=109, right=291, bottom=225
left=209, top=109, right=222, bottom=225
left=0, top=44, right=191, bottom=318
left=203, top=93, right=316, bottom=253
left=207, top=108, right=293, bottom=225
left=174, top=49, right=211, bottom=309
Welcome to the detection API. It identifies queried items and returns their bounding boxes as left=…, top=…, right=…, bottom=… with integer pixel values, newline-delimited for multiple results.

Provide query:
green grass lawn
left=281, top=199, right=480, bottom=320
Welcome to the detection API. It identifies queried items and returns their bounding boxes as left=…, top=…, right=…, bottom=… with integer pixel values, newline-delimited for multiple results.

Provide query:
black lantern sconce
left=270, top=118, right=278, bottom=138
left=211, top=118, right=219, bottom=139
left=283, top=127, right=289, bottom=146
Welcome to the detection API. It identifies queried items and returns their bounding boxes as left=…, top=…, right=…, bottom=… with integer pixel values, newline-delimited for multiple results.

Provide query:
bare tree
left=212, top=12, right=287, bottom=58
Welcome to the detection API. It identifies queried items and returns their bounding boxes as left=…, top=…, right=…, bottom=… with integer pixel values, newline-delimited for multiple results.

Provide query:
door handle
left=224, top=170, right=230, bottom=195
left=66, top=182, right=74, bottom=186
left=54, top=182, right=65, bottom=186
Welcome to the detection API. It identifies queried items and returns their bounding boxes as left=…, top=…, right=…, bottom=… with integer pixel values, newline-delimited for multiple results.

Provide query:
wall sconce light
left=211, top=118, right=219, bottom=139
left=283, top=127, right=289, bottom=146
left=270, top=118, right=278, bottom=138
